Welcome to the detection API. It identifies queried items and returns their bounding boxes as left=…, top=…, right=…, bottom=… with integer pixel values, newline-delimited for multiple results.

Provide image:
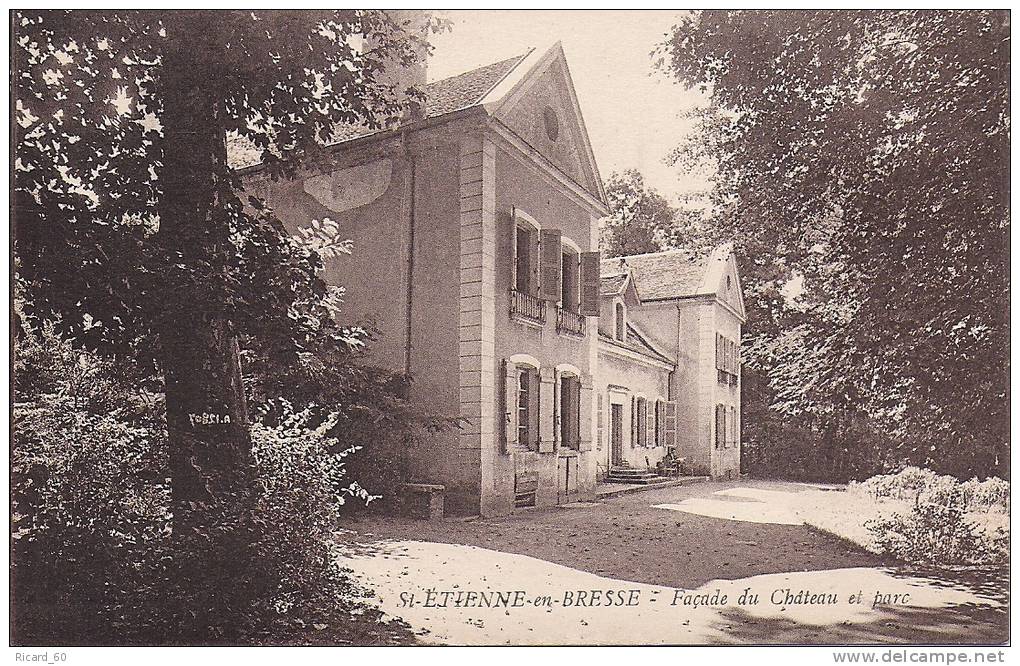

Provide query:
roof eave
left=234, top=105, right=489, bottom=179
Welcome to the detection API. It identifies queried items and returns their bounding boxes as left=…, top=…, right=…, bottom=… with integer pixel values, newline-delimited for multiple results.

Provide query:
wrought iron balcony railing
left=556, top=306, right=585, bottom=336
left=510, top=289, right=546, bottom=323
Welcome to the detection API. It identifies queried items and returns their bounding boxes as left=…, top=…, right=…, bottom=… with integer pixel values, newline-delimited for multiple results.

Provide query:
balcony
left=556, top=306, right=585, bottom=336
left=510, top=289, right=546, bottom=324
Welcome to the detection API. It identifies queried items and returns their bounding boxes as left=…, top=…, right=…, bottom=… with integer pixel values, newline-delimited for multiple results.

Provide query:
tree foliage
left=658, top=10, right=1009, bottom=479
left=600, top=169, right=695, bottom=257
left=14, top=9, right=433, bottom=359
left=13, top=9, right=447, bottom=641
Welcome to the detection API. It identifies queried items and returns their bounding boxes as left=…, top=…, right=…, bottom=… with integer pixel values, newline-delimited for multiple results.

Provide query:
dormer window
left=615, top=302, right=625, bottom=341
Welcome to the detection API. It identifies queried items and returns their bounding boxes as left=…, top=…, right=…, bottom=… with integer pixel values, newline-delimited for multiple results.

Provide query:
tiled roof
left=423, top=53, right=528, bottom=118
left=599, top=324, right=673, bottom=366
left=626, top=324, right=673, bottom=363
left=600, top=272, right=627, bottom=296
left=602, top=249, right=710, bottom=301
left=227, top=51, right=531, bottom=170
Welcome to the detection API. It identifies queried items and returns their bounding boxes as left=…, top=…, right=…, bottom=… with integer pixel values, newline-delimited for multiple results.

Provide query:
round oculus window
left=542, top=106, right=559, bottom=141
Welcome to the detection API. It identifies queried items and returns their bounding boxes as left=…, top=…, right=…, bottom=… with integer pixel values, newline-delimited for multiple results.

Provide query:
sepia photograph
left=9, top=7, right=1010, bottom=653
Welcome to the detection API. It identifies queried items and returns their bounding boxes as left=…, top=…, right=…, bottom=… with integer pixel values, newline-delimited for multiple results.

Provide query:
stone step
left=605, top=467, right=668, bottom=484
left=605, top=475, right=671, bottom=485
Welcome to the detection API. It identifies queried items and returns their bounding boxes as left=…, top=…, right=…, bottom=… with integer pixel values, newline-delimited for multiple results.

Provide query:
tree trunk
left=156, top=14, right=254, bottom=638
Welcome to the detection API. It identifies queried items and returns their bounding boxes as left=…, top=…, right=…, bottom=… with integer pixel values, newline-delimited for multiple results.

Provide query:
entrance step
left=605, top=466, right=668, bottom=485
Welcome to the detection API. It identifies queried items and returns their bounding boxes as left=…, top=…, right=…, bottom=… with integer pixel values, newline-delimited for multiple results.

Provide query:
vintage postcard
left=9, top=7, right=1009, bottom=655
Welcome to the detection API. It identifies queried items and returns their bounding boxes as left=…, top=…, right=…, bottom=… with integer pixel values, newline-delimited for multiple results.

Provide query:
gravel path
left=346, top=480, right=889, bottom=590
left=337, top=480, right=1008, bottom=645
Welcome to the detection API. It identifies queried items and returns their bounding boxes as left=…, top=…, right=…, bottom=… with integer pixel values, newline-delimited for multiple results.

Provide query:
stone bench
left=400, top=483, right=445, bottom=520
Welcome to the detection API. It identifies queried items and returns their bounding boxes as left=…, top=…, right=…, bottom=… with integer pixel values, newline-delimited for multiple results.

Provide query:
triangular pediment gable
left=481, top=43, right=606, bottom=204
left=703, top=246, right=746, bottom=322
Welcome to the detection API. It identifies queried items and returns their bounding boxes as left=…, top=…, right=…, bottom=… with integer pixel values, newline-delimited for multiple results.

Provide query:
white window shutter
left=502, top=359, right=517, bottom=453
left=533, top=368, right=551, bottom=453
left=663, top=401, right=677, bottom=449
left=647, top=401, right=655, bottom=448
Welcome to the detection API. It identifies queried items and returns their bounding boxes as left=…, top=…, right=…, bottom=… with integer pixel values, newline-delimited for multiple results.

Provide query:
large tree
left=658, top=10, right=1009, bottom=478
left=14, top=9, right=436, bottom=630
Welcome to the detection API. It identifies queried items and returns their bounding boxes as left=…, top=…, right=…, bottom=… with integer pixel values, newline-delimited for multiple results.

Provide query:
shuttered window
left=579, top=251, right=601, bottom=316
left=514, top=225, right=531, bottom=294
left=596, top=392, right=604, bottom=451
left=540, top=229, right=562, bottom=301
left=654, top=400, right=663, bottom=447
left=561, top=250, right=579, bottom=312
left=662, top=401, right=677, bottom=451
left=559, top=375, right=581, bottom=450
left=716, top=334, right=740, bottom=385
left=636, top=397, right=647, bottom=447
left=517, top=368, right=531, bottom=447
left=647, top=400, right=652, bottom=446
left=715, top=404, right=726, bottom=449
left=630, top=395, right=636, bottom=448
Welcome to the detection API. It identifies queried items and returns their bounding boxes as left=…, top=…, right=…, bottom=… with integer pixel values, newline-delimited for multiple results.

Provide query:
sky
left=426, top=10, right=710, bottom=204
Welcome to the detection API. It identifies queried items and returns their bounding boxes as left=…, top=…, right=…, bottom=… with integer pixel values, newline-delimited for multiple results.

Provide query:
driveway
left=337, top=481, right=1008, bottom=645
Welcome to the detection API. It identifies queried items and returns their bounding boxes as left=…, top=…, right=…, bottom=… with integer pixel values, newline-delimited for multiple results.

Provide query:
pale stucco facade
left=235, top=43, right=744, bottom=517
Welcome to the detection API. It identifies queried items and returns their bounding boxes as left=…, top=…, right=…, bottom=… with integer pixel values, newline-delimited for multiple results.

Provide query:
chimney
left=383, top=9, right=429, bottom=122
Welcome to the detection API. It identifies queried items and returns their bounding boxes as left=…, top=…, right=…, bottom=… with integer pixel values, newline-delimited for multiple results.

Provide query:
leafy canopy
left=658, top=10, right=1009, bottom=477
left=14, top=10, right=437, bottom=366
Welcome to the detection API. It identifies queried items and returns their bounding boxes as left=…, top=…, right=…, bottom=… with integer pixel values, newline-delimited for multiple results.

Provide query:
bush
left=866, top=502, right=1008, bottom=566
left=851, top=467, right=1009, bottom=513
left=12, top=321, right=402, bottom=644
left=961, top=477, right=1010, bottom=513
left=917, top=473, right=966, bottom=509
left=12, top=397, right=171, bottom=643
left=243, top=400, right=376, bottom=628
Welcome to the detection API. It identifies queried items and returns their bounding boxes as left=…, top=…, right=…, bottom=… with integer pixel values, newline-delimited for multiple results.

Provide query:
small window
left=515, top=224, right=532, bottom=294
left=615, top=302, right=625, bottom=340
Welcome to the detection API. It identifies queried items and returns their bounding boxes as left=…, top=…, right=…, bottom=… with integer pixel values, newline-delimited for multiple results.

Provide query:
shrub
left=12, top=394, right=171, bottom=643
left=917, top=474, right=966, bottom=509
left=243, top=400, right=376, bottom=629
left=851, top=467, right=1010, bottom=514
left=12, top=321, right=401, bottom=644
left=866, top=502, right=1008, bottom=566
left=961, top=477, right=1010, bottom=513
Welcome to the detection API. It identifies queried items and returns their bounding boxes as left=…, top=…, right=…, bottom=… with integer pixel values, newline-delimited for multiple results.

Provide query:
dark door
left=610, top=403, right=624, bottom=466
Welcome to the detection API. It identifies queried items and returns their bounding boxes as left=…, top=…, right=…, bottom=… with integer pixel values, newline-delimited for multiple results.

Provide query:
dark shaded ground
left=346, top=480, right=890, bottom=590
